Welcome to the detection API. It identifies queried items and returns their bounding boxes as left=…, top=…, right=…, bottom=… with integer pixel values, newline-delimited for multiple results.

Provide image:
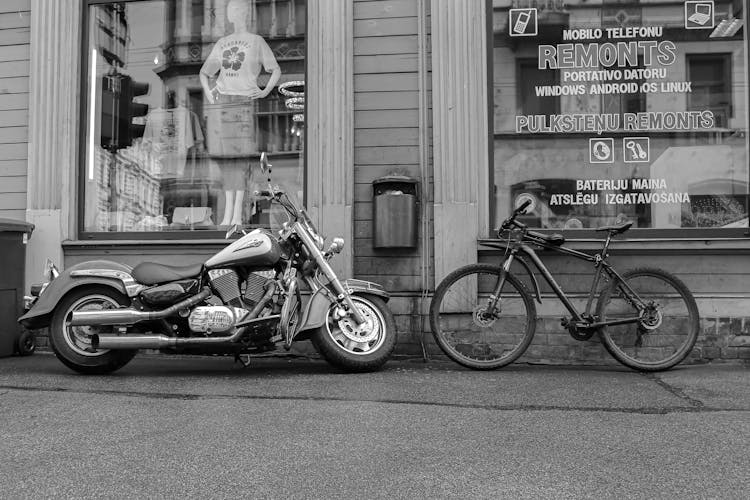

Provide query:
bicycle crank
left=561, top=317, right=597, bottom=341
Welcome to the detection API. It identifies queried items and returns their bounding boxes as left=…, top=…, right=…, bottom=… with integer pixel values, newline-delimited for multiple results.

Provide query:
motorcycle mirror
left=225, top=224, right=239, bottom=239
left=44, top=258, right=60, bottom=281
left=260, top=152, right=272, bottom=183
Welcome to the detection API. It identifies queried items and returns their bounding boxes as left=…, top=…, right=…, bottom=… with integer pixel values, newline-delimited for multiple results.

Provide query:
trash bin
left=373, top=175, right=418, bottom=248
left=0, top=218, right=34, bottom=357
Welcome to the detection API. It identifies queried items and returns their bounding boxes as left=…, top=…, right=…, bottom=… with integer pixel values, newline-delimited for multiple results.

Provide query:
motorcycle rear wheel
left=49, top=286, right=137, bottom=375
left=311, top=294, right=396, bottom=372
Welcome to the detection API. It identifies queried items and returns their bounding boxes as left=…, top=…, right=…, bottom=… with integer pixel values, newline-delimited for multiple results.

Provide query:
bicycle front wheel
left=596, top=268, right=699, bottom=372
left=430, top=264, right=536, bottom=370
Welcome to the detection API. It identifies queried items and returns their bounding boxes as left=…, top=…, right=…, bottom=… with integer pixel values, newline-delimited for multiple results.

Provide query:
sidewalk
left=1, top=351, right=747, bottom=413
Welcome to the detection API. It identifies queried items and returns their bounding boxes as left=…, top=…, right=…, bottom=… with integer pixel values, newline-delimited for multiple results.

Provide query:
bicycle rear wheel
left=430, top=264, right=536, bottom=370
left=596, top=268, right=699, bottom=372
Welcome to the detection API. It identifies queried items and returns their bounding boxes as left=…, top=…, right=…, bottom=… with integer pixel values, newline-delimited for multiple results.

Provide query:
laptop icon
left=685, top=1, right=714, bottom=29
left=688, top=4, right=711, bottom=25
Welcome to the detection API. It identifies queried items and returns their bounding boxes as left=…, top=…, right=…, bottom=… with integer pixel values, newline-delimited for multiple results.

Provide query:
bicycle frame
left=483, top=232, right=644, bottom=330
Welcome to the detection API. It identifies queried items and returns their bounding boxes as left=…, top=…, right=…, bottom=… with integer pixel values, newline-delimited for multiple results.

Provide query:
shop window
left=81, top=0, right=306, bottom=237
left=490, top=0, right=748, bottom=233
left=687, top=53, right=732, bottom=128
left=517, top=58, right=560, bottom=115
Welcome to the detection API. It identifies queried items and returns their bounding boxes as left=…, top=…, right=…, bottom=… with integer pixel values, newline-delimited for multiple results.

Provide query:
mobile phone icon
left=514, top=12, right=530, bottom=34
left=509, top=8, right=537, bottom=37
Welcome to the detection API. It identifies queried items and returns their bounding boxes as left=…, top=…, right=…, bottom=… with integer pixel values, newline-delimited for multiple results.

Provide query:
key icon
left=623, top=137, right=650, bottom=163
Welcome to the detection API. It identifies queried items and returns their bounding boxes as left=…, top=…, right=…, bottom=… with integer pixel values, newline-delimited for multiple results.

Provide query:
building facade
left=2, top=0, right=749, bottom=362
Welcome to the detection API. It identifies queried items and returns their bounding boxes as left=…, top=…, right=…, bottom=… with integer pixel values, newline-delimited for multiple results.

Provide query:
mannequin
left=199, top=0, right=282, bottom=227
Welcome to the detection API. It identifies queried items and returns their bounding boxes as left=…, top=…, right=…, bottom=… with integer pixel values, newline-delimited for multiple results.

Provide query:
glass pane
left=491, top=0, right=748, bottom=230
left=83, top=0, right=306, bottom=234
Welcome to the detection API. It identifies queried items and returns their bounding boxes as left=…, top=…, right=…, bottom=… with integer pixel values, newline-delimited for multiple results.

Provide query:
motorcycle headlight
left=327, top=237, right=345, bottom=255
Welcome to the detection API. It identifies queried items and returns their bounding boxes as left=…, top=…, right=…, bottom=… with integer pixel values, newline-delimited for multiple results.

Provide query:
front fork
left=486, top=251, right=516, bottom=315
left=294, top=223, right=366, bottom=325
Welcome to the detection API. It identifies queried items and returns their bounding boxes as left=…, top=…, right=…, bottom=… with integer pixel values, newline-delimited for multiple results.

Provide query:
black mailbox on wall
left=373, top=175, right=418, bottom=249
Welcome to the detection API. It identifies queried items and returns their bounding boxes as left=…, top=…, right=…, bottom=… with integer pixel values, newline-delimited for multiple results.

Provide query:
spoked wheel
left=430, top=264, right=536, bottom=370
left=312, top=294, right=396, bottom=372
left=49, top=287, right=137, bottom=374
left=596, top=268, right=699, bottom=372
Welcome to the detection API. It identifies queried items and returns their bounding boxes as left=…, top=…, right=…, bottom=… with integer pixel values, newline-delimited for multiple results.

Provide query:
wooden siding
left=353, top=0, right=433, bottom=292
left=0, top=0, right=30, bottom=220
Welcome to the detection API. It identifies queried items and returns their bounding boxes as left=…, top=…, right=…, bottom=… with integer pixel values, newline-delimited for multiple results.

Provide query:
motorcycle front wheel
left=49, top=286, right=137, bottom=375
left=311, top=294, right=396, bottom=372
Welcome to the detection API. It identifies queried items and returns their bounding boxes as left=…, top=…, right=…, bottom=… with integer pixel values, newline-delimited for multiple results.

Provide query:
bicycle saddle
left=595, top=221, right=633, bottom=234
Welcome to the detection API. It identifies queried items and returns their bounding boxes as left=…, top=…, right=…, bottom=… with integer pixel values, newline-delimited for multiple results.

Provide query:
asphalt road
left=0, top=353, right=748, bottom=499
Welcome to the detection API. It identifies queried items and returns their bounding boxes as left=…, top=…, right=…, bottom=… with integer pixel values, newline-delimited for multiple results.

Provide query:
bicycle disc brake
left=638, top=302, right=663, bottom=330
left=473, top=305, right=498, bottom=328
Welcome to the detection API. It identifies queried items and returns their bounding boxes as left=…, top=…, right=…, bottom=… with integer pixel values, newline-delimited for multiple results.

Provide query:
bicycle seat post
left=600, top=232, right=613, bottom=261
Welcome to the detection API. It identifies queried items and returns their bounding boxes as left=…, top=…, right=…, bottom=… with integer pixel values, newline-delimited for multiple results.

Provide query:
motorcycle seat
left=132, top=262, right=204, bottom=285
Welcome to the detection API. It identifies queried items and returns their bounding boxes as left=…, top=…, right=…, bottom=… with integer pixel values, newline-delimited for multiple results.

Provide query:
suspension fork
left=486, top=249, right=517, bottom=313
left=294, top=222, right=366, bottom=324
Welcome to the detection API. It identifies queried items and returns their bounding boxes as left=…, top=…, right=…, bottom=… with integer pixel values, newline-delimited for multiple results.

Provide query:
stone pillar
left=177, top=0, right=191, bottom=38
left=215, top=0, right=226, bottom=37
left=306, top=0, right=354, bottom=277
left=26, top=0, right=81, bottom=284
left=431, top=0, right=490, bottom=283
left=203, top=0, right=213, bottom=38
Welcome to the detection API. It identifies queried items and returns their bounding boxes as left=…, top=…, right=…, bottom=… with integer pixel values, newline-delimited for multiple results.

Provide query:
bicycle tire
left=430, top=264, right=536, bottom=370
left=596, top=267, right=699, bottom=372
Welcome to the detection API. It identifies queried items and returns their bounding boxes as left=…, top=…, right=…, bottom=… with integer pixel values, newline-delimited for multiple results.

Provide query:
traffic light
left=99, top=73, right=150, bottom=152
left=120, top=75, right=149, bottom=147
left=100, top=74, right=122, bottom=152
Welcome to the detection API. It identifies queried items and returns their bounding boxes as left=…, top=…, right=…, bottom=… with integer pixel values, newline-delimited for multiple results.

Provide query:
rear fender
left=295, top=279, right=390, bottom=336
left=18, top=260, right=141, bottom=329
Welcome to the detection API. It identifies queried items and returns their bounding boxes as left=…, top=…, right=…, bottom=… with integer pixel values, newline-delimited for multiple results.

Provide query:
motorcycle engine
left=188, top=306, right=250, bottom=335
left=208, top=269, right=274, bottom=308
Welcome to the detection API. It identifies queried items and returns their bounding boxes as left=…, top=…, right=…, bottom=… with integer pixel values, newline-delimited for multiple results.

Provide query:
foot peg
left=234, top=353, right=251, bottom=368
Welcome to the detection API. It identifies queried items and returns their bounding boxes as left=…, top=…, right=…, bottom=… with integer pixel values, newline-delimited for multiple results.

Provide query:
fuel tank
left=205, top=229, right=282, bottom=270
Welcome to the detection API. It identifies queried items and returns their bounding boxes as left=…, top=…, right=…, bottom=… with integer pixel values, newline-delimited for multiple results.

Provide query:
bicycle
left=429, top=200, right=699, bottom=372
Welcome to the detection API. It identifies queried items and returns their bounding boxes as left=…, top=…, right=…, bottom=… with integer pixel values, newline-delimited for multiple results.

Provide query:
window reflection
left=492, top=0, right=748, bottom=230
left=84, top=0, right=306, bottom=234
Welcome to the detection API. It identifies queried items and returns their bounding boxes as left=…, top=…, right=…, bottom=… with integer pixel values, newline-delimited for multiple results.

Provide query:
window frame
left=77, top=0, right=308, bottom=240
left=486, top=0, right=750, bottom=240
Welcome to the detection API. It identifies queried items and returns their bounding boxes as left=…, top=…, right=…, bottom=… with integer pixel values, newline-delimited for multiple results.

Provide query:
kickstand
left=234, top=353, right=252, bottom=368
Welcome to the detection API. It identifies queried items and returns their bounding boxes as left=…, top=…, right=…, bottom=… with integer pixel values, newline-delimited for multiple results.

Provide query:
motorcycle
left=19, top=153, right=396, bottom=374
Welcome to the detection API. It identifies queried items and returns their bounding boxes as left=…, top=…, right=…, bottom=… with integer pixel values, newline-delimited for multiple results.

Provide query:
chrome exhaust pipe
left=91, top=315, right=281, bottom=350
left=92, top=321, right=249, bottom=350
left=69, top=288, right=211, bottom=326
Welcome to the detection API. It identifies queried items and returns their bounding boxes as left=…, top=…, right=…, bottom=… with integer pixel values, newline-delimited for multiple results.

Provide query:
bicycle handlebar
left=499, top=199, right=532, bottom=232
